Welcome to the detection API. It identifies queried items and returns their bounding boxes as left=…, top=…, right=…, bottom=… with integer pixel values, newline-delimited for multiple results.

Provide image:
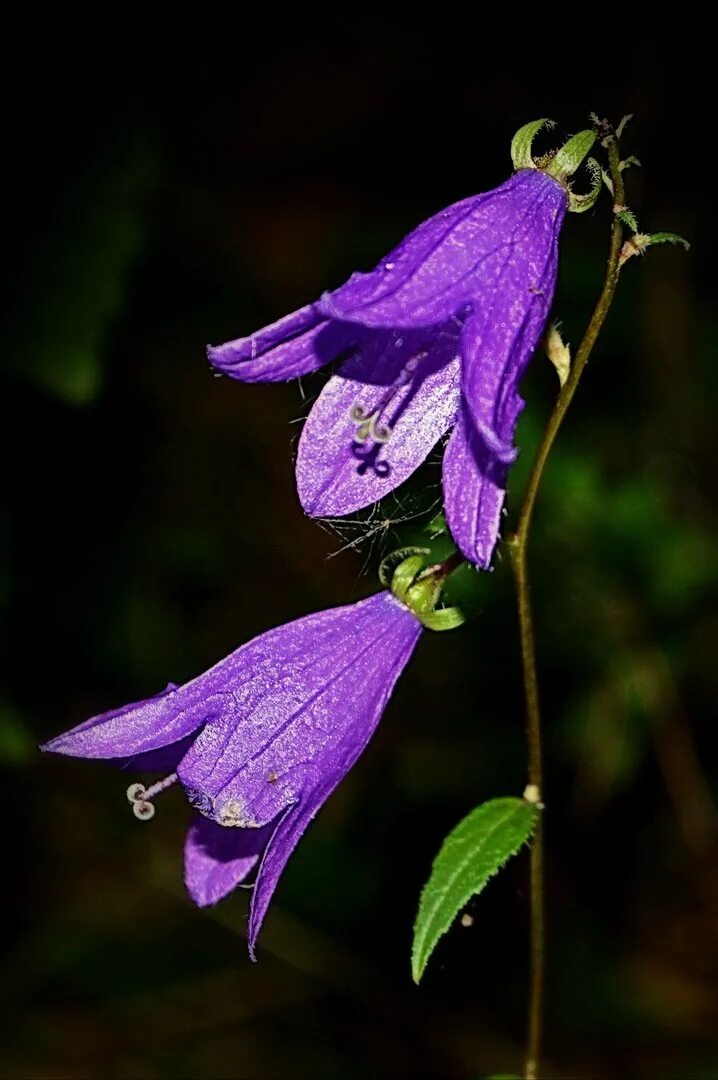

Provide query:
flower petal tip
left=207, top=343, right=231, bottom=372
left=39, top=735, right=70, bottom=755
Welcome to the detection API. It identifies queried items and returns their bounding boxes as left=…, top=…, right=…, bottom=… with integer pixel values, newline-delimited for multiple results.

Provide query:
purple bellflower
left=209, top=122, right=598, bottom=566
left=42, top=589, right=424, bottom=955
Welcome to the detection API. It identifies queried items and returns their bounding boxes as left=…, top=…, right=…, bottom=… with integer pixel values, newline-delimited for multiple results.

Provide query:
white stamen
left=125, top=773, right=177, bottom=821
left=141, top=773, right=178, bottom=801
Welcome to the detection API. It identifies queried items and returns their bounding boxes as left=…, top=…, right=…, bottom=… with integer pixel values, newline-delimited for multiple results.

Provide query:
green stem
left=507, top=132, right=626, bottom=1080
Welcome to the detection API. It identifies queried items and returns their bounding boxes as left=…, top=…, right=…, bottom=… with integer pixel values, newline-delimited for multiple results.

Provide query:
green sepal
left=390, top=554, right=427, bottom=603
left=568, top=156, right=602, bottom=214
left=545, top=129, right=596, bottom=182
left=404, top=570, right=443, bottom=616
left=510, top=118, right=553, bottom=171
left=419, top=606, right=466, bottom=632
left=382, top=547, right=466, bottom=631
left=378, top=547, right=429, bottom=588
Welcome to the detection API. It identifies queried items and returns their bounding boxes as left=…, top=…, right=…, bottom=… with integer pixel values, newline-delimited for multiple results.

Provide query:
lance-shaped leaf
left=412, top=796, right=538, bottom=983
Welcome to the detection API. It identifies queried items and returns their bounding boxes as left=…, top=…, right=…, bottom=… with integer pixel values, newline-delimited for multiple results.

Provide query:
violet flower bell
left=41, top=562, right=459, bottom=955
left=209, top=121, right=600, bottom=566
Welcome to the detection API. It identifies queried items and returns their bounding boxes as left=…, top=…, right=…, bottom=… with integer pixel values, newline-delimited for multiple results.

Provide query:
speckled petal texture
left=43, top=590, right=422, bottom=955
left=40, top=682, right=206, bottom=759
left=296, top=327, right=461, bottom=516
left=176, top=590, right=421, bottom=952
left=177, top=592, right=421, bottom=826
left=442, top=405, right=508, bottom=568
left=208, top=304, right=330, bottom=382
left=208, top=168, right=567, bottom=566
left=320, top=171, right=564, bottom=329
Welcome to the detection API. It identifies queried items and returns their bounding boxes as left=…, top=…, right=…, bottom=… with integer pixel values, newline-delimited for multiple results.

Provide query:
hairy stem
left=507, top=131, right=626, bottom=1080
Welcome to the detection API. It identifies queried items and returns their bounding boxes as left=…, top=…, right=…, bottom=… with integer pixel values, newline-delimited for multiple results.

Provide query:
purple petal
left=247, top=796, right=328, bottom=957
left=296, top=326, right=461, bottom=517
left=121, top=730, right=199, bottom=774
left=442, top=404, right=509, bottom=567
left=208, top=305, right=356, bottom=383
left=184, top=815, right=274, bottom=907
left=41, top=682, right=210, bottom=760
left=459, top=183, right=564, bottom=458
left=320, top=172, right=566, bottom=329
left=178, top=591, right=421, bottom=833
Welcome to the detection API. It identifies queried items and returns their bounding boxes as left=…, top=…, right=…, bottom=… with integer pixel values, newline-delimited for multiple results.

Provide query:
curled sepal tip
left=384, top=551, right=465, bottom=631
left=510, top=118, right=554, bottom=171
left=568, top=156, right=602, bottom=214
left=420, top=607, right=466, bottom=632
left=546, top=130, right=597, bottom=183
left=391, top=555, right=429, bottom=604
left=378, top=547, right=430, bottom=590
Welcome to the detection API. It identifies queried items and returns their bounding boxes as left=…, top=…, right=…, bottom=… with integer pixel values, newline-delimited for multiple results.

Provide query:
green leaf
left=412, top=797, right=538, bottom=983
left=616, top=207, right=639, bottom=233
left=642, top=231, right=690, bottom=250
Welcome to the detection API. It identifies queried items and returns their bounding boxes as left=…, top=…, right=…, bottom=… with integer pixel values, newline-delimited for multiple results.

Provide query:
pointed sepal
left=382, top=549, right=465, bottom=632
left=568, top=157, right=602, bottom=214
left=510, top=118, right=554, bottom=171
left=545, top=130, right=597, bottom=183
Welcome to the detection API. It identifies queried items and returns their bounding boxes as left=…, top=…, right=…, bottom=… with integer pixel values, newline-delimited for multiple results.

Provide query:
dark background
left=2, top=26, right=717, bottom=1079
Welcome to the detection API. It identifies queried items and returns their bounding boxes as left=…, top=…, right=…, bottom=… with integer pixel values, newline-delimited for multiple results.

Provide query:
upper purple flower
left=209, top=168, right=567, bottom=566
left=42, top=591, right=422, bottom=956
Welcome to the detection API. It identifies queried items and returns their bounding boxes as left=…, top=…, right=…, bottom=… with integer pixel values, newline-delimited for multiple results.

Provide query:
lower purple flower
left=42, top=591, right=422, bottom=956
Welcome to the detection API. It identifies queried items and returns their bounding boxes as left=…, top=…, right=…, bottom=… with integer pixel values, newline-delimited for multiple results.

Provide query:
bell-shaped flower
left=42, top=590, right=423, bottom=955
left=209, top=123, right=598, bottom=566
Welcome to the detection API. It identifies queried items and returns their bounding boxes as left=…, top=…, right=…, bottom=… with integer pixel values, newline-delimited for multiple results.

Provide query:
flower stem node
left=523, top=783, right=544, bottom=809
left=381, top=549, right=465, bottom=631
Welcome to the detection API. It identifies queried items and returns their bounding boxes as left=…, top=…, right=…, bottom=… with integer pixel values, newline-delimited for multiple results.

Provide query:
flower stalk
left=506, top=123, right=627, bottom=1080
